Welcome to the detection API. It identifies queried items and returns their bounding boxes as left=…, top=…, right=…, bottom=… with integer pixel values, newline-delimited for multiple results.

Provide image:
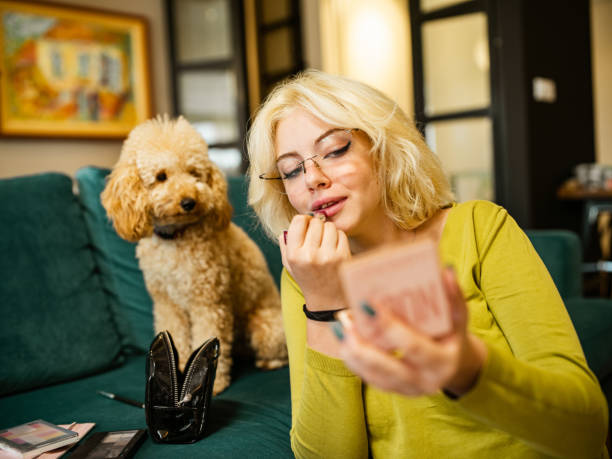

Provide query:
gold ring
left=390, top=348, right=405, bottom=359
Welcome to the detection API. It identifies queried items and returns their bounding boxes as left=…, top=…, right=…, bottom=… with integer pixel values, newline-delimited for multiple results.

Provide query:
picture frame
left=0, top=0, right=152, bottom=138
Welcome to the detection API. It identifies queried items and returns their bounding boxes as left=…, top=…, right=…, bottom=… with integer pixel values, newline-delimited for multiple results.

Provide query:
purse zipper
left=162, top=331, right=179, bottom=407
left=179, top=338, right=217, bottom=405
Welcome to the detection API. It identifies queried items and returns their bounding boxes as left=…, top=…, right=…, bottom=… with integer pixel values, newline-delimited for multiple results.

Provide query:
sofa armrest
left=564, top=297, right=612, bottom=382
left=526, top=230, right=583, bottom=298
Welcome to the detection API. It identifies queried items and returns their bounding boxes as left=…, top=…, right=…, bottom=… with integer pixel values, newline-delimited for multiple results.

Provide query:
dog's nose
left=180, top=198, right=196, bottom=212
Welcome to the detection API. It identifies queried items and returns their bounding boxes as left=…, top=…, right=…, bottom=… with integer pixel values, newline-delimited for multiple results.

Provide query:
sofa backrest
left=0, top=173, right=124, bottom=396
left=75, top=167, right=154, bottom=353
left=74, top=167, right=283, bottom=354
left=227, top=176, right=283, bottom=284
left=525, top=229, right=582, bottom=299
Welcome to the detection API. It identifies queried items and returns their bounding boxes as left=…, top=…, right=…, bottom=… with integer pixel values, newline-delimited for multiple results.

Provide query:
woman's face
left=274, top=108, right=388, bottom=239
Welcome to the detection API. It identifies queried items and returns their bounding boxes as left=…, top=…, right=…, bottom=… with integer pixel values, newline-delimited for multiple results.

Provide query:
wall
left=592, top=0, right=612, bottom=164
left=318, top=0, right=413, bottom=115
left=3, top=0, right=609, bottom=179
left=300, top=0, right=322, bottom=70
left=491, top=0, right=595, bottom=231
left=0, top=0, right=172, bottom=179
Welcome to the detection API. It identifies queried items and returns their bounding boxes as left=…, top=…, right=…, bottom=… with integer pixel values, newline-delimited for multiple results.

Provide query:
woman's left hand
left=334, top=267, right=488, bottom=397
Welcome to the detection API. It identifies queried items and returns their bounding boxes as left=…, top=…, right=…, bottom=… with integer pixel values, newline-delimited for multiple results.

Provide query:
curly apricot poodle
left=101, top=115, right=287, bottom=394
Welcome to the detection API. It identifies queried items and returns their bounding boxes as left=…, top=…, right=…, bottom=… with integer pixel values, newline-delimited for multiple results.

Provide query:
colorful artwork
left=0, top=1, right=151, bottom=137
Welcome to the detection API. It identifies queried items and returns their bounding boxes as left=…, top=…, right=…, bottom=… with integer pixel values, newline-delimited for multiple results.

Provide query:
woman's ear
left=101, top=161, right=152, bottom=242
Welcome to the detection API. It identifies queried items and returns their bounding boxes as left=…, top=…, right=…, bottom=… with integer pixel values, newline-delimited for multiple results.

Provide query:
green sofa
left=0, top=167, right=610, bottom=457
left=0, top=167, right=289, bottom=458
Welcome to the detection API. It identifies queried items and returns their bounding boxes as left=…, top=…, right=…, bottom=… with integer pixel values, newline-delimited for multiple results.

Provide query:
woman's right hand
left=279, top=214, right=351, bottom=310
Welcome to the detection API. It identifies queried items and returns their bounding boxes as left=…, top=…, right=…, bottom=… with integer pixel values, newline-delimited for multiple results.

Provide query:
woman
left=247, top=70, right=608, bottom=458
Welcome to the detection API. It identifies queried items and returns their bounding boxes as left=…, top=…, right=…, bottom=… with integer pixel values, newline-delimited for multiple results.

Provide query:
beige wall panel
left=319, top=0, right=413, bottom=117
left=592, top=0, right=612, bottom=164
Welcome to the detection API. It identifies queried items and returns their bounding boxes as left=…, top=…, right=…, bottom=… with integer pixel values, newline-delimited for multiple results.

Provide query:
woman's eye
left=324, top=141, right=351, bottom=159
left=282, top=166, right=303, bottom=180
left=156, top=171, right=167, bottom=182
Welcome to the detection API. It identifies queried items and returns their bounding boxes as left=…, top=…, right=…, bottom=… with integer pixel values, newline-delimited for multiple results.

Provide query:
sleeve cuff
left=306, top=346, right=357, bottom=377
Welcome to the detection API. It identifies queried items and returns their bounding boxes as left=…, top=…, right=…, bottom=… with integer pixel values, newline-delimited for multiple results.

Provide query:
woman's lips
left=313, top=197, right=346, bottom=219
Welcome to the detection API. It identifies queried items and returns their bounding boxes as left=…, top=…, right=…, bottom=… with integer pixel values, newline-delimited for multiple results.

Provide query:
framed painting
left=0, top=1, right=151, bottom=138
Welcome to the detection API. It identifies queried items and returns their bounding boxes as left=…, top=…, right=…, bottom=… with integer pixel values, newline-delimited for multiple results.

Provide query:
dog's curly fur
left=101, top=115, right=287, bottom=395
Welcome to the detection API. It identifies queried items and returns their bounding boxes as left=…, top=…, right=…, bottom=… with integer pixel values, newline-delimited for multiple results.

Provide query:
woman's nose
left=303, top=159, right=330, bottom=190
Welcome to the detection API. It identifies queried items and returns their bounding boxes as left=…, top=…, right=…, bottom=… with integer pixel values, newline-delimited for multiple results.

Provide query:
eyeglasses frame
left=258, top=128, right=358, bottom=181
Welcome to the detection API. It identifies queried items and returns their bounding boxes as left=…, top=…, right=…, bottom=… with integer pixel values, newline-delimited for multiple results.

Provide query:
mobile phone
left=69, top=429, right=146, bottom=459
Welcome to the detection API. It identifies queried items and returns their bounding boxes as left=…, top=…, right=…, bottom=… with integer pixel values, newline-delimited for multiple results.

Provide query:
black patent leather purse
left=145, top=330, right=219, bottom=444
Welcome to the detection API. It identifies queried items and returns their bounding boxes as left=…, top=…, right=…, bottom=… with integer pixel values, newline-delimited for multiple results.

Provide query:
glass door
left=167, top=0, right=248, bottom=175
left=409, top=0, right=498, bottom=202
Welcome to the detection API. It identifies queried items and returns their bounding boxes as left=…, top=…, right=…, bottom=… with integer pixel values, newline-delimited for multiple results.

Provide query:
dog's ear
left=101, top=161, right=152, bottom=242
left=208, top=166, right=233, bottom=231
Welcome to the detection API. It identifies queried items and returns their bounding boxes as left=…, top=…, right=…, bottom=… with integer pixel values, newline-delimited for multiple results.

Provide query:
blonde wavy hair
left=247, top=70, right=454, bottom=242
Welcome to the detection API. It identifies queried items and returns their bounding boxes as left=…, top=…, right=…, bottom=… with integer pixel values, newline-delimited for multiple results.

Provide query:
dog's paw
left=255, top=358, right=288, bottom=370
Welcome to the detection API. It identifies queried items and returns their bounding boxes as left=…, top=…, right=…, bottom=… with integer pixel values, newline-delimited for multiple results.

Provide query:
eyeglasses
left=258, top=129, right=357, bottom=185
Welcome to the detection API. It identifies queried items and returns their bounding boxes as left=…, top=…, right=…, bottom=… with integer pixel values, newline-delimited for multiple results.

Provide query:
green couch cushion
left=75, top=167, right=154, bottom=352
left=0, top=357, right=292, bottom=458
left=0, top=173, right=123, bottom=396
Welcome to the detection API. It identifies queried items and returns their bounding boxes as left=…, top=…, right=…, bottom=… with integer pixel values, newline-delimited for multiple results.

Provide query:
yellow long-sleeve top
left=282, top=200, right=609, bottom=458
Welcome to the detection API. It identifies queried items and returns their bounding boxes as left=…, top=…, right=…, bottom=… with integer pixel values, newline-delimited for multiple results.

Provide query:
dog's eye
left=189, top=169, right=201, bottom=179
left=156, top=171, right=167, bottom=182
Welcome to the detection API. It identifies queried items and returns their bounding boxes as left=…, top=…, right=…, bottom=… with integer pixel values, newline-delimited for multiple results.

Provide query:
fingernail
left=445, top=264, right=456, bottom=273
left=307, top=212, right=314, bottom=217
left=283, top=230, right=287, bottom=244
left=361, top=301, right=376, bottom=317
left=316, top=213, right=326, bottom=222
left=331, top=322, right=344, bottom=340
